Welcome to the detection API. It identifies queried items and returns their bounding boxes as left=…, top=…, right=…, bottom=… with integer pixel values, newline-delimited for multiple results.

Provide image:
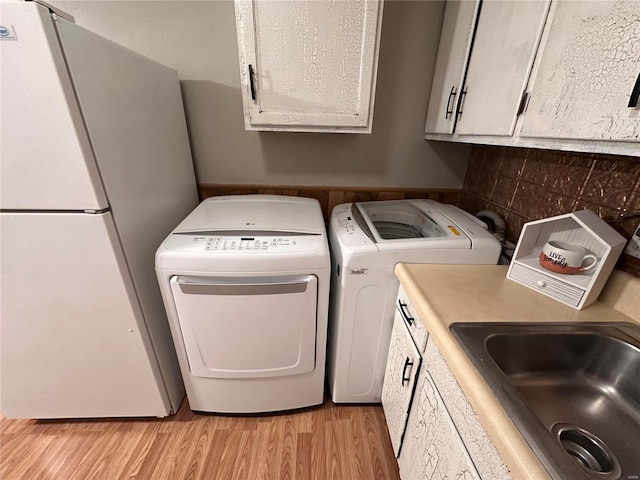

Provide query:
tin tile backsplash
left=459, top=146, right=640, bottom=277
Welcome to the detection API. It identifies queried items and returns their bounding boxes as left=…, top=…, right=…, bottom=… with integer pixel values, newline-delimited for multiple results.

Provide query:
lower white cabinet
left=398, top=370, right=480, bottom=480
left=381, top=311, right=421, bottom=457
left=382, top=287, right=512, bottom=479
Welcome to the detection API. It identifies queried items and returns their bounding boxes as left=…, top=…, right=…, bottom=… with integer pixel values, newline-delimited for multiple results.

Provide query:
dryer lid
left=173, top=195, right=324, bottom=236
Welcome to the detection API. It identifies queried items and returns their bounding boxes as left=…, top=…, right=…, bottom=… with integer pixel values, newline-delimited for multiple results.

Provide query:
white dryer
left=156, top=195, right=330, bottom=413
left=328, top=199, right=501, bottom=403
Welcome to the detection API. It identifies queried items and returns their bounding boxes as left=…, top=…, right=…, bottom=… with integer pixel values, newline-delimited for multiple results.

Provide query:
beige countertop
left=394, top=264, right=639, bottom=480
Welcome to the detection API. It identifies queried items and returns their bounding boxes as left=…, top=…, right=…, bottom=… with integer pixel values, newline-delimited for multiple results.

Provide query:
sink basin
left=449, top=322, right=640, bottom=480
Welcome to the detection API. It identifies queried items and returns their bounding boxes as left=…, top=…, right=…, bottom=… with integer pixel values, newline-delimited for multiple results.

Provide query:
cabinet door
left=424, top=0, right=480, bottom=135
left=455, top=0, right=550, bottom=136
left=234, top=0, right=383, bottom=133
left=398, top=370, right=481, bottom=480
left=520, top=1, right=640, bottom=142
left=381, top=315, right=421, bottom=457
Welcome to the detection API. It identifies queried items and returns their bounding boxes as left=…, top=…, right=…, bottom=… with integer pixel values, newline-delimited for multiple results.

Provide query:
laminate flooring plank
left=230, top=430, right=256, bottom=480
left=213, top=427, right=245, bottom=480
left=151, top=416, right=200, bottom=479
left=294, top=432, right=313, bottom=480
left=70, top=430, right=128, bottom=480
left=327, top=421, right=350, bottom=480
left=131, top=431, right=171, bottom=479
left=179, top=415, right=216, bottom=480
left=84, top=431, right=144, bottom=479
left=309, top=400, right=327, bottom=480
left=0, top=433, right=24, bottom=464
left=47, top=432, right=101, bottom=480
left=0, top=434, right=42, bottom=479
left=21, top=432, right=82, bottom=480
left=349, top=411, right=377, bottom=480
left=291, top=407, right=313, bottom=433
left=254, top=420, right=283, bottom=480
left=198, top=429, right=230, bottom=480
left=116, top=425, right=159, bottom=479
left=278, top=415, right=297, bottom=480
left=0, top=433, right=56, bottom=480
left=363, top=408, right=400, bottom=480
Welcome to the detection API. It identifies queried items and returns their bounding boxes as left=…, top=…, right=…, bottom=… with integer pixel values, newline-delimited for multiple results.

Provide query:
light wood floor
left=0, top=395, right=400, bottom=480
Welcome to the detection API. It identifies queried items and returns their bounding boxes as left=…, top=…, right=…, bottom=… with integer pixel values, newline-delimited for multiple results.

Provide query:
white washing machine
left=156, top=195, right=330, bottom=413
left=328, top=199, right=501, bottom=403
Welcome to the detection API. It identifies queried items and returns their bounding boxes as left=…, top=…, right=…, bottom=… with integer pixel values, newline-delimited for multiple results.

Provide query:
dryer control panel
left=202, top=236, right=289, bottom=251
left=164, top=234, right=324, bottom=254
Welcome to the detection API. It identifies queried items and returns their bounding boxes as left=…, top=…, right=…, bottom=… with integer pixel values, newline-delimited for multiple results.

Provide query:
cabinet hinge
left=517, top=91, right=529, bottom=116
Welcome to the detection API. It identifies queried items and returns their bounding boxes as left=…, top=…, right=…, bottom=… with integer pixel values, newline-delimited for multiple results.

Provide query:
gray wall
left=51, top=0, right=471, bottom=188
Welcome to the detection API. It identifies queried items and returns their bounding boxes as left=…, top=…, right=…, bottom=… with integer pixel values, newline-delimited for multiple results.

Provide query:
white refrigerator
left=0, top=0, right=199, bottom=418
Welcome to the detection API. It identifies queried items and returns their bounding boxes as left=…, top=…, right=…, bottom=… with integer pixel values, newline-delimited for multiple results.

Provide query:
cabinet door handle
left=456, top=87, right=467, bottom=119
left=248, top=64, right=257, bottom=101
left=628, top=72, right=640, bottom=108
left=398, top=300, right=414, bottom=326
left=401, top=357, right=414, bottom=387
left=445, top=86, right=457, bottom=120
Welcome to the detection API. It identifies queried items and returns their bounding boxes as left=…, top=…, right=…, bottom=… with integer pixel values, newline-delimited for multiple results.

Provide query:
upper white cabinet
left=424, top=0, right=480, bottom=135
left=425, top=1, right=549, bottom=137
left=234, top=0, right=384, bottom=134
left=454, top=0, right=550, bottom=136
left=520, top=1, right=640, bottom=142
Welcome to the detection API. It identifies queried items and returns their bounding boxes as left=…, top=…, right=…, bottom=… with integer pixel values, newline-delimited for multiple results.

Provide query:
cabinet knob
left=536, top=280, right=546, bottom=288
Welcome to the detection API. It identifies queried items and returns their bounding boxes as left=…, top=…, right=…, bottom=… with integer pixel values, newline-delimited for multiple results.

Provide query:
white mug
left=539, top=240, right=598, bottom=275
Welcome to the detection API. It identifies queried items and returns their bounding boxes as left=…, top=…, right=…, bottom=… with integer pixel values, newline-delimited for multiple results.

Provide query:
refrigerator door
left=0, top=212, right=176, bottom=418
left=0, top=2, right=107, bottom=211
left=54, top=15, right=199, bottom=408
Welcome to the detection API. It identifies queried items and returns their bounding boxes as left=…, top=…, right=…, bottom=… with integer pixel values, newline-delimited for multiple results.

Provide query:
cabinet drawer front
left=381, top=316, right=421, bottom=457
left=397, top=285, right=429, bottom=352
left=510, top=262, right=585, bottom=307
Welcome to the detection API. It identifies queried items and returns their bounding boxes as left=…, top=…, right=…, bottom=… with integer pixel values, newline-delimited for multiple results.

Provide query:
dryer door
left=169, top=275, right=317, bottom=379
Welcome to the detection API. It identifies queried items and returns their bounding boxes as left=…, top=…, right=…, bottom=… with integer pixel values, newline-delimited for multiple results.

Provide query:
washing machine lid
left=353, top=200, right=473, bottom=250
left=173, top=195, right=324, bottom=236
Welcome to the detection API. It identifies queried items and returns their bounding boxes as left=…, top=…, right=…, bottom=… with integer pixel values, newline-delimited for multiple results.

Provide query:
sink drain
left=552, top=424, right=621, bottom=477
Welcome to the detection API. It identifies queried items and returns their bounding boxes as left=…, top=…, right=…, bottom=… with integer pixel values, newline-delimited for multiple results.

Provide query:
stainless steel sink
left=449, top=322, right=640, bottom=480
